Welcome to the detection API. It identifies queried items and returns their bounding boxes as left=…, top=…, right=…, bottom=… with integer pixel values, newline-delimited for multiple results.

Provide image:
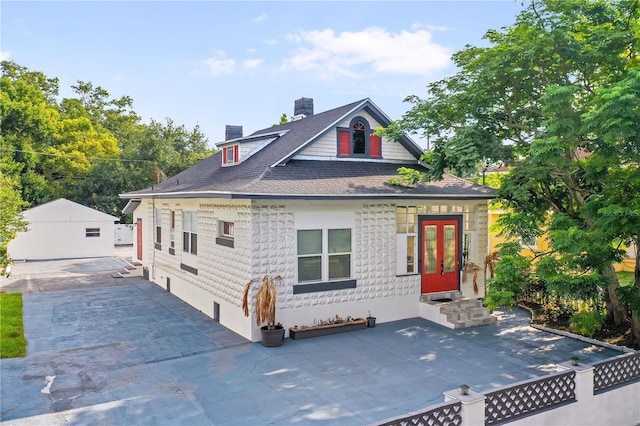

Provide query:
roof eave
left=215, top=130, right=290, bottom=148
left=120, top=190, right=494, bottom=201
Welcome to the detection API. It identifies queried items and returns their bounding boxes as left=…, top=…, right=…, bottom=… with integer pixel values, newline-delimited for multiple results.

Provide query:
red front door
left=136, top=218, right=143, bottom=260
left=421, top=218, right=460, bottom=293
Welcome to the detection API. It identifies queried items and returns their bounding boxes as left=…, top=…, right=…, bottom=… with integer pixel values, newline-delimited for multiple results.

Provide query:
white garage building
left=8, top=198, right=119, bottom=260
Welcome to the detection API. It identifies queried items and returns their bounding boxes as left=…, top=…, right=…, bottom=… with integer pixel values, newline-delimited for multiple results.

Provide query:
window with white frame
left=216, top=220, right=235, bottom=248
left=396, top=206, right=418, bottom=275
left=169, top=210, right=175, bottom=253
left=463, top=205, right=476, bottom=231
left=222, top=145, right=239, bottom=165
left=297, top=228, right=352, bottom=283
left=221, top=221, right=234, bottom=238
left=519, top=235, right=538, bottom=249
left=182, top=211, right=197, bottom=255
left=155, top=208, right=162, bottom=249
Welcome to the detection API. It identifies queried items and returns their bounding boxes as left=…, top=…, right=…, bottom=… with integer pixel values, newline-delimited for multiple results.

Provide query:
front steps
left=419, top=291, right=497, bottom=329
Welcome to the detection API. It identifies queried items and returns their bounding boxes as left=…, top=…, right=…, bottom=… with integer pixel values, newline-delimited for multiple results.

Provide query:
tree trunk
left=603, top=263, right=627, bottom=325
left=631, top=310, right=640, bottom=349
left=631, top=253, right=640, bottom=348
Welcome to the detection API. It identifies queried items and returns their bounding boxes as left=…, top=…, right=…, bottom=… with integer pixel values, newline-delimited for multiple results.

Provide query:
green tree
left=0, top=173, right=28, bottom=266
left=2, top=61, right=213, bottom=221
left=1, top=61, right=61, bottom=205
left=386, top=0, right=640, bottom=345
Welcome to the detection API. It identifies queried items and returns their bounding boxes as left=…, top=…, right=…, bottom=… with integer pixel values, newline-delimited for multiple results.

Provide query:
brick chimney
left=294, top=97, right=313, bottom=118
left=225, top=125, right=243, bottom=140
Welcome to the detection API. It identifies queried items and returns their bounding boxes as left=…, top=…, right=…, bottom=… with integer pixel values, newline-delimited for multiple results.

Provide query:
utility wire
left=1, top=147, right=155, bottom=163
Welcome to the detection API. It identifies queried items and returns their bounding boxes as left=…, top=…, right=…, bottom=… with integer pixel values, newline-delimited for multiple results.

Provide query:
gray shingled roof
left=121, top=99, right=494, bottom=200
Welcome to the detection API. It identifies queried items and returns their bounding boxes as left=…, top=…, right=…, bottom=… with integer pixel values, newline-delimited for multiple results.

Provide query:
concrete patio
left=0, top=257, right=623, bottom=425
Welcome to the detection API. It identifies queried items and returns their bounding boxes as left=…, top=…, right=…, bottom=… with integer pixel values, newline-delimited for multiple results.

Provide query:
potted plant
left=242, top=274, right=285, bottom=347
left=366, top=311, right=376, bottom=328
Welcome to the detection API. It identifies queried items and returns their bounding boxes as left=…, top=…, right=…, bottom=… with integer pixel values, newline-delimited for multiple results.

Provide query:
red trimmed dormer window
left=222, top=145, right=239, bottom=166
left=337, top=117, right=382, bottom=158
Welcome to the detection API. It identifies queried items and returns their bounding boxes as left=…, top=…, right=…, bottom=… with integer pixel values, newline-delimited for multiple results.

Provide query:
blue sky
left=2, top=1, right=525, bottom=148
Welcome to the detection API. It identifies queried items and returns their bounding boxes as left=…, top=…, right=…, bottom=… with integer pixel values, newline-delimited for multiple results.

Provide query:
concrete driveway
left=0, top=255, right=622, bottom=425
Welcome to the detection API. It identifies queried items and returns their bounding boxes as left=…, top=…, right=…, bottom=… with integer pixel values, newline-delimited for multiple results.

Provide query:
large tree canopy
left=1, top=61, right=215, bottom=221
left=388, top=0, right=640, bottom=346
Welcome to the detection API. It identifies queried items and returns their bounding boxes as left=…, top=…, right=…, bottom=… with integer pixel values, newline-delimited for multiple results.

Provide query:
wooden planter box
left=289, top=318, right=367, bottom=340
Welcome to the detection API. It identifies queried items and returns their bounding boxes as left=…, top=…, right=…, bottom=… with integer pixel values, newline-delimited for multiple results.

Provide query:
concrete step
left=451, top=316, right=498, bottom=329
left=439, top=300, right=480, bottom=313
left=420, top=291, right=463, bottom=303
left=420, top=295, right=496, bottom=329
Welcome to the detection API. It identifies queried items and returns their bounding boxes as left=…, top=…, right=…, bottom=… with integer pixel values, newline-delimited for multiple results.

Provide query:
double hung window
left=169, top=211, right=176, bottom=254
left=297, top=229, right=352, bottom=283
left=155, top=208, right=162, bottom=249
left=396, top=207, right=417, bottom=275
left=222, top=145, right=239, bottom=165
left=182, top=211, right=198, bottom=255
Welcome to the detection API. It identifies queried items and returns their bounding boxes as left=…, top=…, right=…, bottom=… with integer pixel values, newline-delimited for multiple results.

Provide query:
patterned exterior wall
left=199, top=202, right=253, bottom=306
left=355, top=203, right=417, bottom=298
left=250, top=204, right=296, bottom=308
left=135, top=198, right=490, bottom=340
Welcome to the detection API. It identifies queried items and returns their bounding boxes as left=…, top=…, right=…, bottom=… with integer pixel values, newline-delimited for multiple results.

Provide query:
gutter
left=120, top=190, right=495, bottom=201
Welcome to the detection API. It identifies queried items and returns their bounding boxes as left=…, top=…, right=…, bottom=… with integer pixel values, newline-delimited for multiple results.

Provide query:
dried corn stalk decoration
left=485, top=252, right=500, bottom=279
left=462, top=262, right=482, bottom=295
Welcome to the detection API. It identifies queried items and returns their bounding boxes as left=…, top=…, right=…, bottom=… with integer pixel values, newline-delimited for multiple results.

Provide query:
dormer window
left=337, top=117, right=381, bottom=158
left=353, top=121, right=366, bottom=154
left=222, top=145, right=239, bottom=166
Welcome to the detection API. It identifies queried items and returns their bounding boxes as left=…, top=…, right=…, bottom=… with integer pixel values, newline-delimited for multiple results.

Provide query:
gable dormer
left=222, top=144, right=240, bottom=166
left=336, top=116, right=382, bottom=158
left=219, top=126, right=288, bottom=167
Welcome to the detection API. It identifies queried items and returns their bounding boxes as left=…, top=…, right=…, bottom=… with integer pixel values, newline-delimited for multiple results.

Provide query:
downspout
left=152, top=197, right=156, bottom=281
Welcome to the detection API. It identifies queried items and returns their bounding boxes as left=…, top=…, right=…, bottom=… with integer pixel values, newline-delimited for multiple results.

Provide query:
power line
left=1, top=147, right=155, bottom=163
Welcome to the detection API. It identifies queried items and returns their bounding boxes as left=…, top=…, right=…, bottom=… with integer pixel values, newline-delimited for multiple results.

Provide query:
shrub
left=484, top=288, right=515, bottom=311
left=541, top=300, right=574, bottom=324
left=570, top=310, right=605, bottom=338
left=493, top=243, right=531, bottom=289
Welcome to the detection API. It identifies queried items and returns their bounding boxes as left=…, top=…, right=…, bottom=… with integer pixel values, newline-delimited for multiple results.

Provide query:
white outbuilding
left=8, top=198, right=119, bottom=260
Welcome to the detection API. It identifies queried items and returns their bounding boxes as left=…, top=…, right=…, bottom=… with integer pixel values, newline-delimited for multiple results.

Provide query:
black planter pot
left=260, top=325, right=285, bottom=347
left=367, top=317, right=376, bottom=328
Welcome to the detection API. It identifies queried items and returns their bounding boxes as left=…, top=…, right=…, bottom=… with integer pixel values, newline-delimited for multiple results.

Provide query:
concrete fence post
left=558, top=361, right=595, bottom=403
left=443, top=388, right=486, bottom=426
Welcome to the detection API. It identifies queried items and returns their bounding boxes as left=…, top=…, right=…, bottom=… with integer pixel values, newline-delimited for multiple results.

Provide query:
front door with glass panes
left=420, top=216, right=461, bottom=293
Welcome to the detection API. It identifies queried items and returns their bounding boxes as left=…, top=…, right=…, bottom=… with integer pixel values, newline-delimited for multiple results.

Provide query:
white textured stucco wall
left=136, top=198, right=490, bottom=342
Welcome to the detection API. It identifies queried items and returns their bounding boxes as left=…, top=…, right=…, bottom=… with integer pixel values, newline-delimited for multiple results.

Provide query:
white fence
left=376, top=351, right=640, bottom=426
left=114, top=224, right=133, bottom=245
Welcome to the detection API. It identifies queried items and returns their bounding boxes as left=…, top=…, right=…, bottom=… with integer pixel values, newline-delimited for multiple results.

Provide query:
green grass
left=617, top=271, right=635, bottom=287
left=0, top=292, right=27, bottom=358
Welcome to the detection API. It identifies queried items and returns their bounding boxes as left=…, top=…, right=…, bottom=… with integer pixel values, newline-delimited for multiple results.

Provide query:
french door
left=420, top=217, right=461, bottom=293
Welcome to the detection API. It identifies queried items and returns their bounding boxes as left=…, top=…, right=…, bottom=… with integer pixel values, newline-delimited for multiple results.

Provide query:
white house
left=8, top=198, right=118, bottom=260
left=121, top=98, right=496, bottom=342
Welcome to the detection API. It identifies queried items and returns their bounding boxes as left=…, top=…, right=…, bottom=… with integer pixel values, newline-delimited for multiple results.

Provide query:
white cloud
left=0, top=51, right=12, bottom=61
left=411, top=23, right=449, bottom=32
left=203, top=51, right=235, bottom=75
left=252, top=14, right=268, bottom=24
left=244, top=58, right=263, bottom=69
left=281, top=27, right=452, bottom=79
